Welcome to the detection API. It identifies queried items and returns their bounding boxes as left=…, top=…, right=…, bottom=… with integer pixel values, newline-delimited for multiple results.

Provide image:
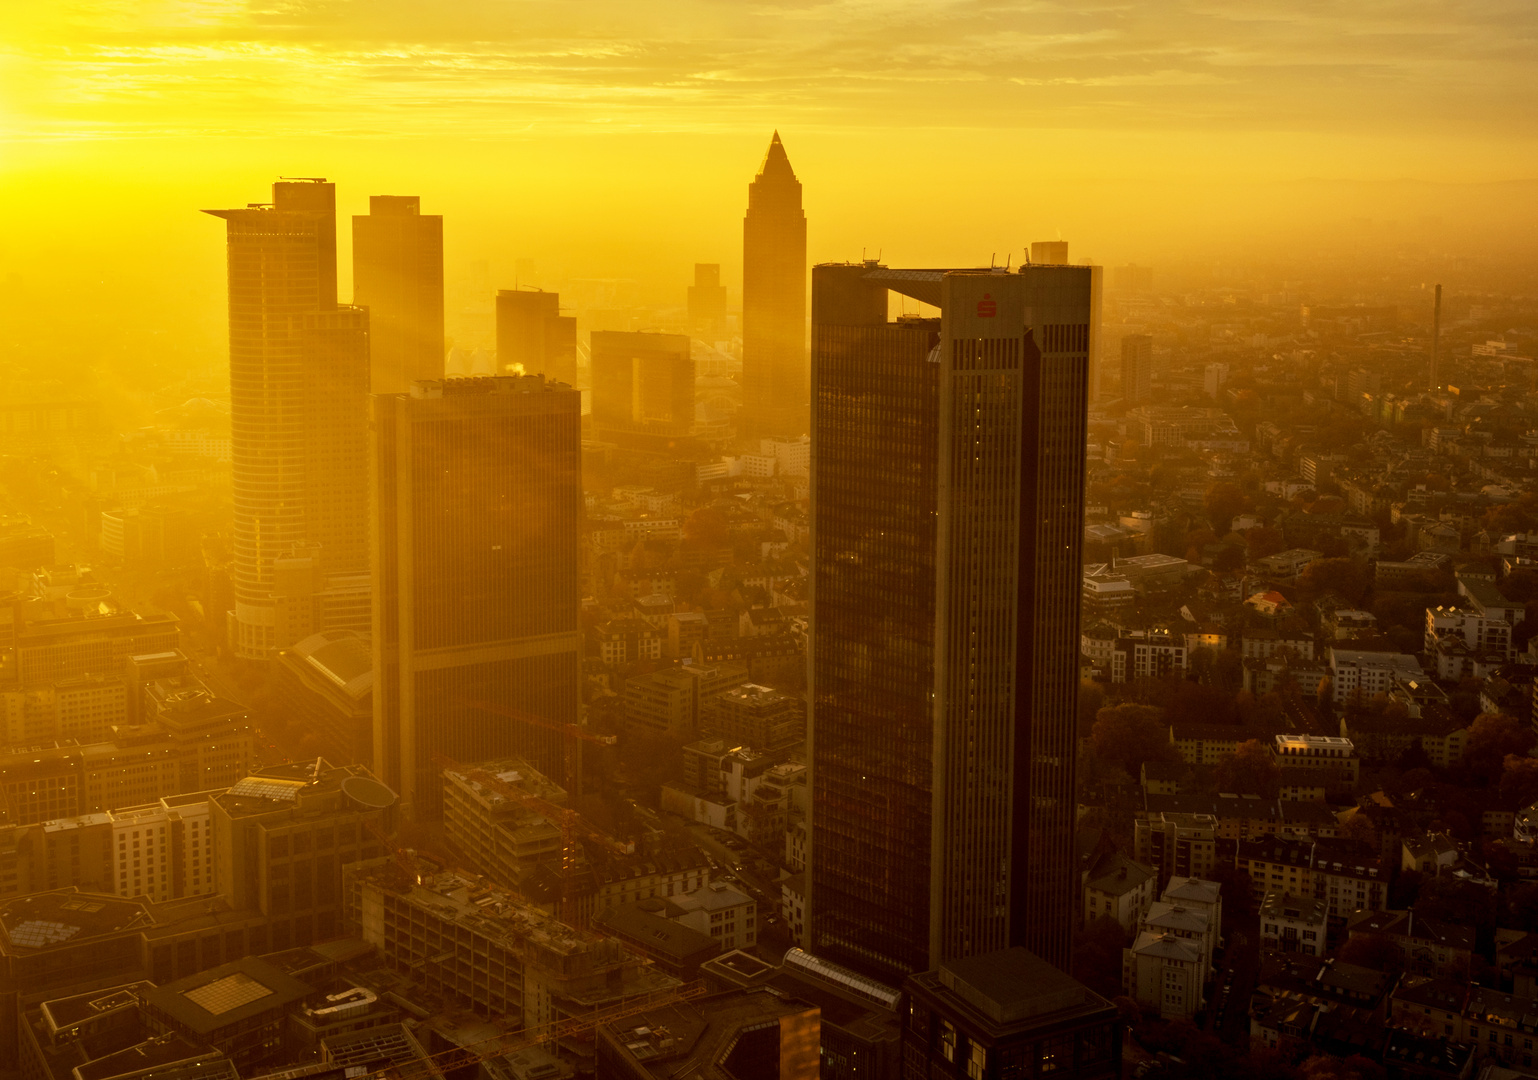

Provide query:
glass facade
left=811, top=309, right=941, bottom=985
left=810, top=264, right=1089, bottom=979
left=372, top=377, right=583, bottom=820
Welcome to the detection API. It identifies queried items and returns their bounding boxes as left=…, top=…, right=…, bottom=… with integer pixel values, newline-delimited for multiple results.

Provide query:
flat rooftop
left=0, top=891, right=154, bottom=953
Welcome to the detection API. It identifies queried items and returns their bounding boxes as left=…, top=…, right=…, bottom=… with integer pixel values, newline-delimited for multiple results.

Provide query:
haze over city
left=2, top=4, right=1538, bottom=1080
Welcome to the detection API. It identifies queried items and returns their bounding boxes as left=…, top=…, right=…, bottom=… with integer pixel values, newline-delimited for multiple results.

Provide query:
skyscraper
left=741, top=132, right=807, bottom=442
left=808, top=261, right=1091, bottom=983
left=590, top=330, right=695, bottom=442
left=496, top=289, right=577, bottom=386
left=206, top=180, right=370, bottom=660
left=1030, top=240, right=1069, bottom=266
left=1121, top=333, right=1152, bottom=404
left=353, top=195, right=445, bottom=395
left=371, top=375, right=582, bottom=821
left=688, top=263, right=729, bottom=342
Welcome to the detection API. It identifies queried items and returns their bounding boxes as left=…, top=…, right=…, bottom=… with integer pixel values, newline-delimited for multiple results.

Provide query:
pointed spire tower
left=741, top=131, right=808, bottom=442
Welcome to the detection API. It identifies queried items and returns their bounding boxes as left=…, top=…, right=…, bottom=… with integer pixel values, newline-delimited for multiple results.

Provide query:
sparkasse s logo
left=977, top=293, right=997, bottom=318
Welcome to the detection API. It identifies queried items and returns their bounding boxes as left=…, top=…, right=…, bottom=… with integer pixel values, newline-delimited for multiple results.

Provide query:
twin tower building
left=206, top=138, right=1090, bottom=982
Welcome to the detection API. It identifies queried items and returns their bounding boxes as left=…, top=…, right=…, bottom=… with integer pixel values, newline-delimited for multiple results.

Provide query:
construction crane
left=437, top=754, right=634, bottom=928
left=365, top=819, right=442, bottom=889
left=453, top=697, right=617, bottom=797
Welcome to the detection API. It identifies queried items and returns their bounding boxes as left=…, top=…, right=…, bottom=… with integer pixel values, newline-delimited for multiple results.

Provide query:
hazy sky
left=2, top=1, right=1535, bottom=378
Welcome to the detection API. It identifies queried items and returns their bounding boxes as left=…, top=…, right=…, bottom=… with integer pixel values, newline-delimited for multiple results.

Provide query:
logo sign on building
left=977, top=294, right=997, bottom=318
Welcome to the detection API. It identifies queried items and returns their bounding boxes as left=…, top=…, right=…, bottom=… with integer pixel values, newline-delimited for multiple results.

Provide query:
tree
left=1205, top=482, right=1250, bottom=534
left=1464, top=712, right=1536, bottom=783
left=1500, top=568, right=1538, bottom=604
left=1090, top=704, right=1178, bottom=776
left=1163, top=680, right=1239, bottom=727
left=1212, top=544, right=1246, bottom=572
left=1078, top=680, right=1106, bottom=737
left=1246, top=525, right=1287, bottom=561
left=1214, top=739, right=1281, bottom=799
left=1501, top=753, right=1538, bottom=809
left=1338, top=813, right=1377, bottom=846
left=681, top=506, right=731, bottom=548
left=1071, top=915, right=1128, bottom=998
left=1299, top=557, right=1372, bottom=607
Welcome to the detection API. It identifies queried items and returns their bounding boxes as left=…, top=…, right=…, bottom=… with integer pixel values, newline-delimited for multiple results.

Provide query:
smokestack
left=1429, top=284, right=1442, bottom=389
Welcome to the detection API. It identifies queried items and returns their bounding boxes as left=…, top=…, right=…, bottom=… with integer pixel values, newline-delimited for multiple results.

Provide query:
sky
left=1, top=0, right=1536, bottom=381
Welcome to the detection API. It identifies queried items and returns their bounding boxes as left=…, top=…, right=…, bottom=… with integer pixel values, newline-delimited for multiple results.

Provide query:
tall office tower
left=1429, top=283, right=1442, bottom=389
left=1030, top=240, right=1069, bottom=265
left=590, top=330, right=695, bottom=442
left=809, top=261, right=1091, bottom=983
left=1204, top=362, right=1229, bottom=400
left=1121, top=334, right=1153, bottom=404
left=206, top=179, right=370, bottom=660
left=496, top=289, right=577, bottom=386
left=741, top=132, right=808, bottom=442
left=688, top=263, right=729, bottom=342
left=372, top=375, right=582, bottom=821
left=353, top=195, right=445, bottom=395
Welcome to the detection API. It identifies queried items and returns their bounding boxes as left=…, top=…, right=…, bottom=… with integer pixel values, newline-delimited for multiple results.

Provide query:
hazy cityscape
left=3, top=5, right=1538, bottom=1080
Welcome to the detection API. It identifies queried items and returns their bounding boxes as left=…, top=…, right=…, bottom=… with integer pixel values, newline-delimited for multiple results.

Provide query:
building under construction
left=342, top=857, right=680, bottom=1070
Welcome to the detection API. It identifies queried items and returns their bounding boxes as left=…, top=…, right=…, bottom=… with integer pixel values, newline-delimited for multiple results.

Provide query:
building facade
left=590, top=330, right=695, bottom=442
left=205, top=180, right=370, bottom=659
left=352, top=195, right=444, bottom=395
left=496, top=289, right=576, bottom=388
left=741, top=133, right=808, bottom=441
left=371, top=375, right=583, bottom=819
left=809, top=262, right=1091, bottom=981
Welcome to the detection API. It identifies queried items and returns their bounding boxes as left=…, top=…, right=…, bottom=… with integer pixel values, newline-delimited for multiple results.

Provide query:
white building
left=1109, top=630, right=1188, bottom=684
left=1122, top=875, right=1222, bottom=1021
left=664, top=881, right=757, bottom=952
left=1259, top=891, right=1328, bottom=956
left=1083, top=852, right=1157, bottom=934
left=1328, top=647, right=1426, bottom=705
left=781, top=872, right=806, bottom=945
left=1425, top=605, right=1514, bottom=680
left=1123, top=931, right=1205, bottom=1020
left=1271, top=733, right=1360, bottom=787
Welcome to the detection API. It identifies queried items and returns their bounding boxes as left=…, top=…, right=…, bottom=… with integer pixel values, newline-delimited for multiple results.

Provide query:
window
left=1040, top=1034, right=1075, bottom=1073
left=939, top=1021, right=958, bottom=1063
left=967, top=1041, right=986, bottom=1080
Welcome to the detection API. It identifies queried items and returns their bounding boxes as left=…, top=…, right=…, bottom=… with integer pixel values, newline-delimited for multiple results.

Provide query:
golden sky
left=1, top=0, right=1535, bottom=375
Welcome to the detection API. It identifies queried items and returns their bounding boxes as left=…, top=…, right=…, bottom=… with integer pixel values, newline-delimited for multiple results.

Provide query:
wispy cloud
left=0, top=0, right=1533, bottom=141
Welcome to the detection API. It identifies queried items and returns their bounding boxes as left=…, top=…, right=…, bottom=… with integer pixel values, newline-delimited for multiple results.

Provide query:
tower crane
left=453, top=697, right=617, bottom=796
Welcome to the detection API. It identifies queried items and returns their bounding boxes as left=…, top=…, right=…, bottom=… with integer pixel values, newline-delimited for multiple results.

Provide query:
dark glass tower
left=371, top=375, right=583, bottom=821
left=741, top=132, right=808, bottom=442
left=353, top=195, right=444, bottom=395
left=809, top=262, right=1091, bottom=983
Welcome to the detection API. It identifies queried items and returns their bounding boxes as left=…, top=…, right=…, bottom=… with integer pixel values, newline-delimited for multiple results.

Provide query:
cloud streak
left=0, top=0, right=1533, bottom=143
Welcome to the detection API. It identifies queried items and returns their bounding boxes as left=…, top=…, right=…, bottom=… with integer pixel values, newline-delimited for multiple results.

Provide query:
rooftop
left=922, top=947, right=1099, bottom=1028
left=0, top=891, right=154, bottom=953
left=142, top=956, right=315, bottom=1034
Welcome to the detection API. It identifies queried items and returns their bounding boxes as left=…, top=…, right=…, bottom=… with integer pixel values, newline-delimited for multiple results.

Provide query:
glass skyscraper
left=371, top=375, right=583, bottom=821
left=809, top=262, right=1091, bottom=983
left=206, top=180, right=369, bottom=660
